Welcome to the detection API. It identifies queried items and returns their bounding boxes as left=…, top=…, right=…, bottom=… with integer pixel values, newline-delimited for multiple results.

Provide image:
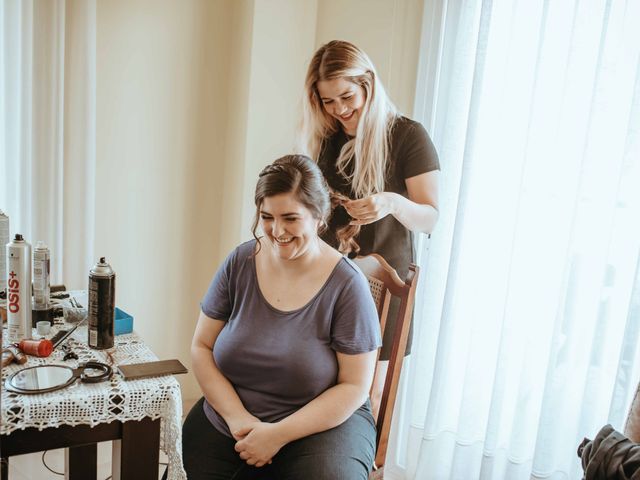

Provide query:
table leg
left=1, top=457, right=8, bottom=480
left=112, top=418, right=160, bottom=480
left=65, top=444, right=97, bottom=480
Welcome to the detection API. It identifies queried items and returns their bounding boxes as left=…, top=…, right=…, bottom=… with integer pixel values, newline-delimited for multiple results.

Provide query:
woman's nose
left=272, top=220, right=285, bottom=237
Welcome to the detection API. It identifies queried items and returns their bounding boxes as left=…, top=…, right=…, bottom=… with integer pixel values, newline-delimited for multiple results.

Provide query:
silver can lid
left=90, top=257, right=115, bottom=277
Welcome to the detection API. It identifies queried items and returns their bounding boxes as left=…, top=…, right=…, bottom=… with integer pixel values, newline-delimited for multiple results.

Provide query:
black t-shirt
left=318, top=116, right=440, bottom=278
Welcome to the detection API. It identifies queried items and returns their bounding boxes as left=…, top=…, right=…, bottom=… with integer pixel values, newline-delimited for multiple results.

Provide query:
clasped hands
left=231, top=418, right=285, bottom=468
left=340, top=192, right=396, bottom=226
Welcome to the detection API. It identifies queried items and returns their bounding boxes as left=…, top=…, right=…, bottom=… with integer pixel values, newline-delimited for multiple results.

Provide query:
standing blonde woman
left=298, top=40, right=440, bottom=410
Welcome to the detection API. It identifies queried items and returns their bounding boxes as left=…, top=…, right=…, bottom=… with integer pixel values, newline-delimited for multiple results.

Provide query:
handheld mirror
left=5, top=361, right=112, bottom=394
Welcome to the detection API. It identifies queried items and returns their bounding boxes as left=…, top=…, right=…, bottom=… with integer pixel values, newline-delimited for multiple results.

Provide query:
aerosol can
left=32, top=241, right=52, bottom=326
left=88, top=257, right=116, bottom=350
left=33, top=241, right=50, bottom=306
left=6, top=234, right=32, bottom=342
left=0, top=210, right=9, bottom=297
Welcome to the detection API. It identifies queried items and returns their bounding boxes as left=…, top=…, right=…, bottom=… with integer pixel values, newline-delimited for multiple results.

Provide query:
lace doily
left=1, top=325, right=187, bottom=480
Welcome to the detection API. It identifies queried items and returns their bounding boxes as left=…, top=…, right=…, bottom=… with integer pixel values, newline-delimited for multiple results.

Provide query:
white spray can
left=7, top=234, right=32, bottom=342
left=0, top=210, right=9, bottom=297
left=33, top=241, right=50, bottom=309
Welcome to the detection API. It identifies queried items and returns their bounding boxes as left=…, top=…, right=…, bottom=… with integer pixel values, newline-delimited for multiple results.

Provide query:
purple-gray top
left=200, top=240, right=382, bottom=437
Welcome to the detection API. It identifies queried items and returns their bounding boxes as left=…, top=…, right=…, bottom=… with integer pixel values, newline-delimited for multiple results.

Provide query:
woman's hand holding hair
left=343, top=192, right=396, bottom=226
left=344, top=171, right=439, bottom=233
left=234, top=422, right=286, bottom=467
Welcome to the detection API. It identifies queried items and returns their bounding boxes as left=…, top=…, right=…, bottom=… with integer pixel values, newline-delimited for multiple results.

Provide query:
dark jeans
left=180, top=397, right=376, bottom=480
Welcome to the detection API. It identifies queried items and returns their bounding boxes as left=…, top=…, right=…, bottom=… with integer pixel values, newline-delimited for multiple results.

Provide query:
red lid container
left=19, top=339, right=53, bottom=357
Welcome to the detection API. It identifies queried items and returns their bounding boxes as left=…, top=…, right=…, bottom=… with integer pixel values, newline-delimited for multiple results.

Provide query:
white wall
left=94, top=0, right=424, bottom=402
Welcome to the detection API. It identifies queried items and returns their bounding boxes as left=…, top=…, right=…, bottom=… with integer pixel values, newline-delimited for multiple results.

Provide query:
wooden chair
left=353, top=254, right=419, bottom=479
left=624, top=381, right=640, bottom=442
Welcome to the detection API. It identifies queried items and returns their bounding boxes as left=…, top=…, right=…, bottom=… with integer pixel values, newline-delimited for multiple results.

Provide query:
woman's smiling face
left=316, top=77, right=366, bottom=136
left=259, top=192, right=321, bottom=261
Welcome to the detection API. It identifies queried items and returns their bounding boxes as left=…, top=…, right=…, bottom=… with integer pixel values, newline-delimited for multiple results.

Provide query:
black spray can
left=88, top=257, right=115, bottom=349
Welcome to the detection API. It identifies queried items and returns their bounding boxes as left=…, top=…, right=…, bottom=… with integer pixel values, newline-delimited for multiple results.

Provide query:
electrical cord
left=41, top=449, right=168, bottom=479
left=42, top=450, right=64, bottom=475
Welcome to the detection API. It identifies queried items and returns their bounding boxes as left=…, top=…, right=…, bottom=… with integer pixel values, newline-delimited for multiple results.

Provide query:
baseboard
left=382, top=464, right=406, bottom=480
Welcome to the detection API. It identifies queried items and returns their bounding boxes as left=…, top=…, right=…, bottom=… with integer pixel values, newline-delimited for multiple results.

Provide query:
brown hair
left=252, top=155, right=330, bottom=248
left=329, top=191, right=361, bottom=258
left=252, top=155, right=360, bottom=257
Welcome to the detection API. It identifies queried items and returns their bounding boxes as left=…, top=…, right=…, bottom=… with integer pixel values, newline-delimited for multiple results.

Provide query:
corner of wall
left=218, top=0, right=256, bottom=260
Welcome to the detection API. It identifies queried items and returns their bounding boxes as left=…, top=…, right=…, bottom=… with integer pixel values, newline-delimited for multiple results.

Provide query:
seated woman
left=182, top=154, right=382, bottom=480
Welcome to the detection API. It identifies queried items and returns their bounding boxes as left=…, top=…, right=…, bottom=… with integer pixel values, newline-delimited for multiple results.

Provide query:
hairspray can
left=6, top=234, right=32, bottom=342
left=88, top=257, right=115, bottom=349
left=0, top=210, right=9, bottom=298
left=33, top=241, right=50, bottom=307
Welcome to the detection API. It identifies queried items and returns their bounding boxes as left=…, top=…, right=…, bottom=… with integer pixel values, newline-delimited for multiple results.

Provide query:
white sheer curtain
left=392, top=0, right=640, bottom=479
left=1, top=0, right=96, bottom=288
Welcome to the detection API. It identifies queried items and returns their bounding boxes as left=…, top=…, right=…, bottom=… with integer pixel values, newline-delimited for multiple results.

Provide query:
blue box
left=114, top=307, right=133, bottom=335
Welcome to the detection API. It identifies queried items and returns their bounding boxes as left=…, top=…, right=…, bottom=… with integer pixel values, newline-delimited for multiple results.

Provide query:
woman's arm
left=343, top=170, right=439, bottom=234
left=277, top=349, right=377, bottom=438
left=234, top=349, right=378, bottom=465
left=191, top=311, right=259, bottom=439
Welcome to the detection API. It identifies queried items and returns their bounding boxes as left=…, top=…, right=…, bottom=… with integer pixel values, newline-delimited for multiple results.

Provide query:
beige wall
left=218, top=0, right=256, bottom=256
left=220, top=0, right=318, bottom=253
left=315, top=0, right=425, bottom=116
left=236, top=0, right=318, bottom=242
left=95, top=0, right=424, bottom=402
left=96, top=0, right=232, bottom=399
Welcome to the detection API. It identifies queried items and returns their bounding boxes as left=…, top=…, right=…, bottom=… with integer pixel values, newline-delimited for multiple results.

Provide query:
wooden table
left=1, top=417, right=160, bottom=480
left=1, top=326, right=185, bottom=479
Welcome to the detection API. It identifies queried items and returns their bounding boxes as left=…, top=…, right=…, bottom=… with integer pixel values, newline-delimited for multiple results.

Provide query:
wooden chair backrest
left=625, top=383, right=640, bottom=442
left=353, top=254, right=419, bottom=469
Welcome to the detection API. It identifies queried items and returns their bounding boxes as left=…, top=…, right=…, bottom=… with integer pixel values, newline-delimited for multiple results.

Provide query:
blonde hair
left=298, top=40, right=398, bottom=198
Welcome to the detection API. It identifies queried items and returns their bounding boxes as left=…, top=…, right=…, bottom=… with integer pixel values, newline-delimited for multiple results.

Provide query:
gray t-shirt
left=200, top=240, right=382, bottom=437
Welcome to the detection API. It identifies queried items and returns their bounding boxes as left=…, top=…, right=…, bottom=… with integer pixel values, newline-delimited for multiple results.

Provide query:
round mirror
left=5, top=362, right=112, bottom=394
left=6, top=365, right=75, bottom=394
